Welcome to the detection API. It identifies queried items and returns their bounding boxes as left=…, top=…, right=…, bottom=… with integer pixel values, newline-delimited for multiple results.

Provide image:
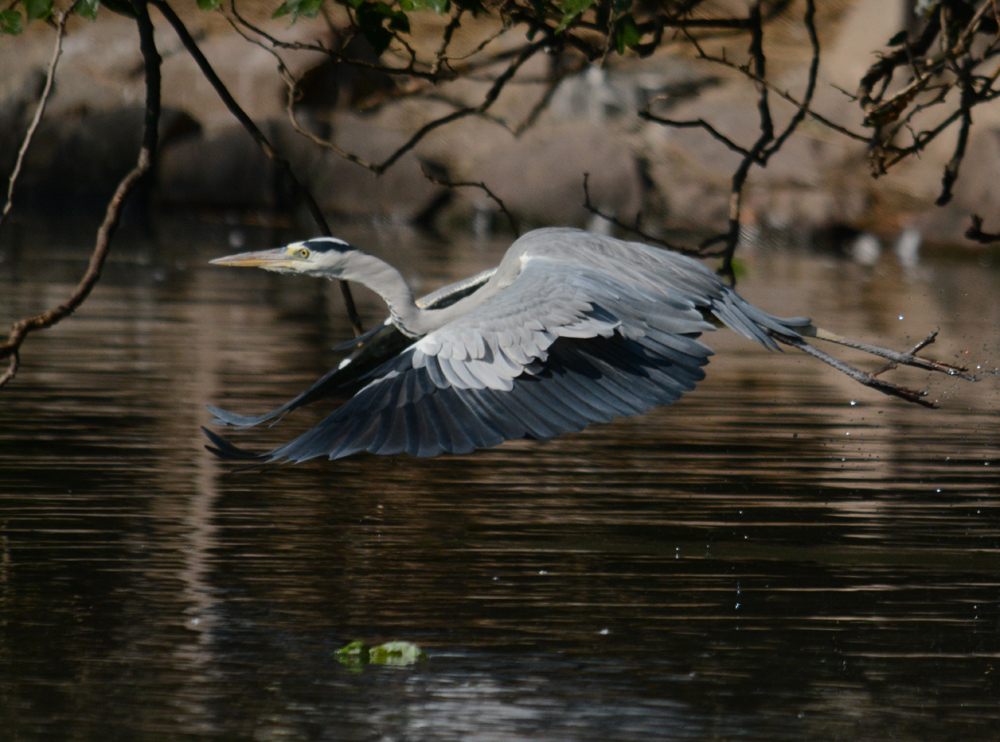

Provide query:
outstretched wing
left=207, top=320, right=410, bottom=429
left=206, top=258, right=724, bottom=463
left=207, top=268, right=499, bottom=429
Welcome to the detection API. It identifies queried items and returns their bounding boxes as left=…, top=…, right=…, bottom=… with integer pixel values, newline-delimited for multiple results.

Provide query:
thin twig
left=965, top=213, right=1000, bottom=243
left=374, top=38, right=548, bottom=174
left=430, top=8, right=464, bottom=76
left=419, top=163, right=520, bottom=236
left=660, top=31, right=867, bottom=144
left=1, top=0, right=160, bottom=390
left=638, top=110, right=751, bottom=156
left=0, top=2, right=77, bottom=230
left=712, top=0, right=771, bottom=282
left=760, top=0, right=817, bottom=163
left=513, top=56, right=588, bottom=137
left=581, top=173, right=702, bottom=257
left=279, top=36, right=548, bottom=176
left=936, top=61, right=974, bottom=205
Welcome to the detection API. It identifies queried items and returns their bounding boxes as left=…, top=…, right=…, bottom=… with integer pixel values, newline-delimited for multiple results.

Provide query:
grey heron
left=204, top=228, right=972, bottom=465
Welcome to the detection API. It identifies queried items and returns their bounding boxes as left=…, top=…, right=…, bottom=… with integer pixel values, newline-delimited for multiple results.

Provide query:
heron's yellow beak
left=210, top=246, right=302, bottom=269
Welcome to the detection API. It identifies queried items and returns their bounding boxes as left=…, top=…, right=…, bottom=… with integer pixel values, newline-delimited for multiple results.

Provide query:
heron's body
left=204, top=228, right=968, bottom=465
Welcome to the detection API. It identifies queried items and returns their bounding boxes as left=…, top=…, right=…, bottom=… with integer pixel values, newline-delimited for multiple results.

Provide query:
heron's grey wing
left=207, top=319, right=413, bottom=429
left=511, top=228, right=812, bottom=350
left=208, top=269, right=499, bottom=428
left=206, top=259, right=720, bottom=463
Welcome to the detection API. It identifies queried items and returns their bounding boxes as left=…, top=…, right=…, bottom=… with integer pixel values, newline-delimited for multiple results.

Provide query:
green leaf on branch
left=400, top=0, right=450, bottom=13
left=613, top=13, right=640, bottom=53
left=76, top=0, right=100, bottom=20
left=0, top=9, right=23, bottom=35
left=555, top=0, right=593, bottom=33
left=353, top=1, right=410, bottom=54
left=24, top=0, right=53, bottom=22
left=274, top=0, right=325, bottom=19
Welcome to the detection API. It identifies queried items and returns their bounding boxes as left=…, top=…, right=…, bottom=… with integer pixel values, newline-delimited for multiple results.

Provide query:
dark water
left=1, top=219, right=998, bottom=741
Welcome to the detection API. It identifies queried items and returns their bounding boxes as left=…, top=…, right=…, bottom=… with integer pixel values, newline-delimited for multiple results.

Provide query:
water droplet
left=898, top=314, right=904, bottom=320
left=850, top=400, right=857, bottom=406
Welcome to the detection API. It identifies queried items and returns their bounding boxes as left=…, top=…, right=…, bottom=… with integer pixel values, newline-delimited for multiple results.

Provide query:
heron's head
left=210, top=237, right=360, bottom=278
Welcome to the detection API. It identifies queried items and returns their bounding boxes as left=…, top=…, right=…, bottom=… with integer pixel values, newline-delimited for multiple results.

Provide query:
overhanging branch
left=1, top=0, right=161, bottom=390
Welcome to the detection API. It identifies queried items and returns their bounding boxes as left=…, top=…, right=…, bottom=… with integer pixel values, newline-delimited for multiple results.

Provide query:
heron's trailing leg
left=773, top=329, right=976, bottom=408
left=803, top=327, right=976, bottom=380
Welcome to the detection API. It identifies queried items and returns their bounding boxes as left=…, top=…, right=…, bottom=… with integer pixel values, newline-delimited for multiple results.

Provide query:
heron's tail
left=710, top=289, right=811, bottom=351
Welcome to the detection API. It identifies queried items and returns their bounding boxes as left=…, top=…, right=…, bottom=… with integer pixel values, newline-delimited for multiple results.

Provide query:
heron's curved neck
left=339, top=252, right=494, bottom=337
left=335, top=252, right=416, bottom=333
left=336, top=252, right=440, bottom=336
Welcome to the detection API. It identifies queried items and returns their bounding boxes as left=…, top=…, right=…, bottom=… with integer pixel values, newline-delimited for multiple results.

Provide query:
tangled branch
left=857, top=0, right=1000, bottom=203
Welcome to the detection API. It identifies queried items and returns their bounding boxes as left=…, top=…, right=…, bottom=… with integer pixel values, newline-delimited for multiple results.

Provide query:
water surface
left=1, top=220, right=998, bottom=740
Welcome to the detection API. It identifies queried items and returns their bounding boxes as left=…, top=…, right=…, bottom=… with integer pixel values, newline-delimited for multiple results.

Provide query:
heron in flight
left=204, top=228, right=971, bottom=465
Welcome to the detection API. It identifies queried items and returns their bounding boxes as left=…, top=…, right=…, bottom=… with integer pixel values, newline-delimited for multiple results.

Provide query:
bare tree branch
left=1, top=0, right=160, bottom=390
left=419, top=163, right=520, bottom=236
left=965, top=213, right=1000, bottom=243
left=760, top=0, right=817, bottom=163
left=936, top=61, right=974, bottom=206
left=581, top=173, right=703, bottom=257
left=638, top=110, right=751, bottom=157
left=275, top=34, right=548, bottom=175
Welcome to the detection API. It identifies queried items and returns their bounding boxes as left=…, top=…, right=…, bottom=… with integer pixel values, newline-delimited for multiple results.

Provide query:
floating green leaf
left=369, top=641, right=426, bottom=666
left=335, top=640, right=426, bottom=667
left=197, top=0, right=223, bottom=9
left=335, top=640, right=370, bottom=666
left=0, top=9, right=23, bottom=35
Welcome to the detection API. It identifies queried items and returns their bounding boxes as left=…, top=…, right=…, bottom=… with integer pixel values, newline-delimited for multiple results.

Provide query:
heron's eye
left=298, top=248, right=310, bottom=259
